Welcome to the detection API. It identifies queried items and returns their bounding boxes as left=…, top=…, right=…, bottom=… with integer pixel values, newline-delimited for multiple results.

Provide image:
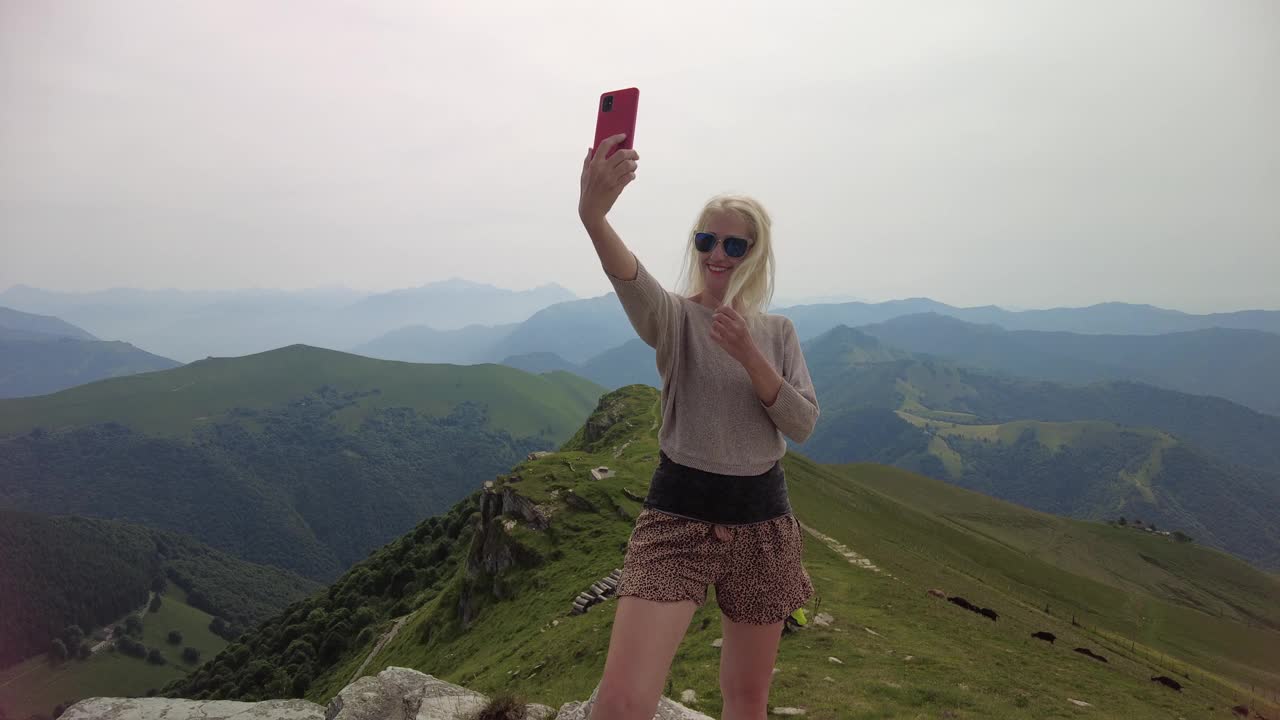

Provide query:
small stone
left=827, top=656, right=843, bottom=664
left=864, top=627, right=882, bottom=637
left=552, top=619, right=559, bottom=626
left=1068, top=698, right=1092, bottom=707
left=711, top=637, right=723, bottom=648
left=772, top=667, right=780, bottom=675
left=904, top=655, right=914, bottom=661
left=813, top=612, right=834, bottom=627
left=823, top=676, right=835, bottom=682
left=772, top=708, right=807, bottom=715
left=680, top=689, right=698, bottom=704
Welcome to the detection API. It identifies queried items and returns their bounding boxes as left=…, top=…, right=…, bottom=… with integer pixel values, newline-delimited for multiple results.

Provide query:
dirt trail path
left=349, top=614, right=410, bottom=683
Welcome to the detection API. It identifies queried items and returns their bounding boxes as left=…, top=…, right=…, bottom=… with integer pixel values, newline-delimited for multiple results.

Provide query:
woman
left=579, top=133, right=820, bottom=720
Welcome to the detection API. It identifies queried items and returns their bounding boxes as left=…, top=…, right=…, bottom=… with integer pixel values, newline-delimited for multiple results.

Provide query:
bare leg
left=588, top=595, right=699, bottom=720
left=719, top=612, right=784, bottom=720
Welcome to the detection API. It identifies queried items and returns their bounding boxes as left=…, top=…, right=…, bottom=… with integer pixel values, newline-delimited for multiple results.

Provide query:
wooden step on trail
left=571, top=568, right=624, bottom=614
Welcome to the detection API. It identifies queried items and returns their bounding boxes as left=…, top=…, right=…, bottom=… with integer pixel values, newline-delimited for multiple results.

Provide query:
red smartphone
left=593, top=87, right=639, bottom=158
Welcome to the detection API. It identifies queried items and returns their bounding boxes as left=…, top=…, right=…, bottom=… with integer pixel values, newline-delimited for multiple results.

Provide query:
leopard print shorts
left=615, top=507, right=815, bottom=625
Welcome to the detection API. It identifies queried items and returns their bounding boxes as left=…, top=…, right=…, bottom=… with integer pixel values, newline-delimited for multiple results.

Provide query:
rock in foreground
left=62, top=666, right=708, bottom=720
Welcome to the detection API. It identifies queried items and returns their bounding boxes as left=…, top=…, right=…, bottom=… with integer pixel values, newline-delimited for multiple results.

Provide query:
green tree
left=290, top=670, right=312, bottom=698
left=125, top=615, right=143, bottom=637
left=149, top=595, right=162, bottom=613
left=49, top=638, right=67, bottom=663
left=182, top=647, right=201, bottom=664
left=1118, top=516, right=1127, bottom=526
left=167, top=630, right=183, bottom=645
left=146, top=648, right=165, bottom=665
left=61, top=625, right=84, bottom=650
left=76, top=643, right=91, bottom=660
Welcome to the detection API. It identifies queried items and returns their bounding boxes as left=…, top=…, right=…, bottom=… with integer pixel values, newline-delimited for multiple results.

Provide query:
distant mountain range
left=502, top=338, right=660, bottom=390
left=782, top=298, right=1280, bottom=339
left=0, top=306, right=180, bottom=398
left=856, top=313, right=1280, bottom=416
left=7, top=278, right=1274, bottom=367
left=0, top=281, right=575, bottom=362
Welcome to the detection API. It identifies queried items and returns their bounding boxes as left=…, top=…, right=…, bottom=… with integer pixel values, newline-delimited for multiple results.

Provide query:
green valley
left=1, top=586, right=228, bottom=720
left=799, top=327, right=1280, bottom=571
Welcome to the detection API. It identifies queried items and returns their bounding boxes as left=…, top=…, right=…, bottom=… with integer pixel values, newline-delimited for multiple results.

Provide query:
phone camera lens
left=603, top=95, right=614, bottom=112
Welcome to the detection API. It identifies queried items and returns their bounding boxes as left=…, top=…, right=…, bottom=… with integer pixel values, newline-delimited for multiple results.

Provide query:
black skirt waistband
left=642, top=450, right=792, bottom=525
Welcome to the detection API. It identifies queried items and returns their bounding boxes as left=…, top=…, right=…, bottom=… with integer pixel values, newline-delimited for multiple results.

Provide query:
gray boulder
left=325, top=667, right=555, bottom=720
left=60, top=698, right=324, bottom=719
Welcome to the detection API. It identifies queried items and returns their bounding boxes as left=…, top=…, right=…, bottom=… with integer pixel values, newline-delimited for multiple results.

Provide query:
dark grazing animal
left=947, top=596, right=975, bottom=611
left=1073, top=647, right=1108, bottom=663
left=1231, top=706, right=1248, bottom=718
left=1031, top=631, right=1056, bottom=644
left=978, top=607, right=998, bottom=621
left=1150, top=675, right=1183, bottom=691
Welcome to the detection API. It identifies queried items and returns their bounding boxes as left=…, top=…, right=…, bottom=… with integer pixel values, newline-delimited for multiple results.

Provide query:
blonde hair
left=676, top=194, right=776, bottom=319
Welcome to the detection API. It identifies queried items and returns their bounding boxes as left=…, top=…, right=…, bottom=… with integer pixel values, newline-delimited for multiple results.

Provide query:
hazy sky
left=1, top=0, right=1277, bottom=312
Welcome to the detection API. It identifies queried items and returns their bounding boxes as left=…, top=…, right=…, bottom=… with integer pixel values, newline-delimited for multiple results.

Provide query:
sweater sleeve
left=761, top=317, right=820, bottom=443
left=605, top=254, right=681, bottom=372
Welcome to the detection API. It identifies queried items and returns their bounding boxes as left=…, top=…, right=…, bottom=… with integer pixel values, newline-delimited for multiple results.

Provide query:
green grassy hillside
left=0, top=587, right=228, bottom=720
left=0, top=344, right=600, bottom=439
left=0, top=346, right=606, bottom=580
left=168, top=386, right=1279, bottom=719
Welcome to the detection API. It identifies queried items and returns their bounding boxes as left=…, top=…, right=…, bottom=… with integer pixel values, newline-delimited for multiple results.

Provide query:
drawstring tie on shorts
left=713, top=524, right=734, bottom=542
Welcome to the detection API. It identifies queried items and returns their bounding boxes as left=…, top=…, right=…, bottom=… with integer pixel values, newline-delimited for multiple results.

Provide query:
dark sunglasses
left=693, top=232, right=751, bottom=258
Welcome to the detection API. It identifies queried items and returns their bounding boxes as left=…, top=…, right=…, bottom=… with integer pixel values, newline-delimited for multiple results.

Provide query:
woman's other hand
left=710, top=304, right=760, bottom=367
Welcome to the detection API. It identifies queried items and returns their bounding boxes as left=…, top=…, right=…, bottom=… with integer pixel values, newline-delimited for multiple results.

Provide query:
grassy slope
left=0, top=344, right=605, bottom=441
left=296, top=387, right=1280, bottom=719
left=0, top=587, right=227, bottom=719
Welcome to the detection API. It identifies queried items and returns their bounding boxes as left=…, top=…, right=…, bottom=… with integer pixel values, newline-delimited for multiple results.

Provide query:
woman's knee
left=720, top=675, right=771, bottom=710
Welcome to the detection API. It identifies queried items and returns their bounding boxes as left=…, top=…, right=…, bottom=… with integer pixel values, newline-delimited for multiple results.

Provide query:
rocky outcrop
left=62, top=667, right=708, bottom=720
left=323, top=666, right=555, bottom=720
left=481, top=484, right=550, bottom=531
left=61, top=698, right=325, bottom=719
left=460, top=485, right=549, bottom=625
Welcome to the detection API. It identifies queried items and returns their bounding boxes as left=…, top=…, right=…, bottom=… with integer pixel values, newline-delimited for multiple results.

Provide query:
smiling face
left=697, top=210, right=753, bottom=300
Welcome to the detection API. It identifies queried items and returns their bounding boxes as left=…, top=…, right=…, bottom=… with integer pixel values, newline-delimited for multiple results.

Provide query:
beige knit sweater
left=606, top=255, right=820, bottom=475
